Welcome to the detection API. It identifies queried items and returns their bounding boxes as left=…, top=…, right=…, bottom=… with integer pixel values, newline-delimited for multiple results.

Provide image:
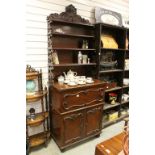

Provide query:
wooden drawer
left=62, top=87, right=104, bottom=111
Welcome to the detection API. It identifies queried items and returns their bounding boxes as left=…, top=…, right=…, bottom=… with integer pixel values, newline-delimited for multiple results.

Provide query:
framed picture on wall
left=95, top=7, right=123, bottom=26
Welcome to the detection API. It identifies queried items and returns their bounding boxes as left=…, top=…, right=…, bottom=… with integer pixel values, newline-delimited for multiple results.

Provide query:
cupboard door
left=85, top=104, right=103, bottom=136
left=63, top=111, right=84, bottom=145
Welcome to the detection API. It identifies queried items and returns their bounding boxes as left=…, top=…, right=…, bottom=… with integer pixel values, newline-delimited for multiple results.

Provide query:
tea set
left=58, top=70, right=94, bottom=86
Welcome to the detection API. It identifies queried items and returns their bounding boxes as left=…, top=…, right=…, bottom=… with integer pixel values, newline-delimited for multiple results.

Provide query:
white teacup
left=86, top=77, right=93, bottom=81
left=68, top=81, right=76, bottom=86
left=78, top=80, right=86, bottom=85
left=58, top=76, right=64, bottom=85
left=86, top=77, right=93, bottom=83
left=80, top=76, right=86, bottom=82
left=74, top=76, right=80, bottom=82
left=64, top=79, right=69, bottom=84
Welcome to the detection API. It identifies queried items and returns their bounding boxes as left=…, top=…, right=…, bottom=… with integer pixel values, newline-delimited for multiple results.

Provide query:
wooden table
left=95, top=132, right=125, bottom=155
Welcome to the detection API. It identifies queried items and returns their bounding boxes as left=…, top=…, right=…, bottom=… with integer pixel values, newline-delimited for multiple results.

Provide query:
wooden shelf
left=123, top=85, right=129, bottom=89
left=26, top=90, right=47, bottom=103
left=52, top=63, right=96, bottom=67
left=121, top=100, right=129, bottom=105
left=52, top=32, right=95, bottom=38
left=26, top=72, right=40, bottom=80
left=52, top=48, right=96, bottom=51
left=99, top=69, right=123, bottom=73
left=50, top=19, right=94, bottom=27
left=102, top=114, right=129, bottom=129
left=101, top=48, right=126, bottom=51
left=27, top=112, right=49, bottom=126
left=95, top=23, right=129, bottom=129
left=105, top=86, right=122, bottom=92
left=100, top=23, right=127, bottom=30
left=124, top=69, right=129, bottom=71
left=29, top=131, right=50, bottom=148
left=104, top=102, right=120, bottom=110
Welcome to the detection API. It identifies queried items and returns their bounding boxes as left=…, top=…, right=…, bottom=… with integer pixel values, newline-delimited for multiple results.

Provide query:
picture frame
left=51, top=50, right=59, bottom=64
left=95, top=7, right=123, bottom=26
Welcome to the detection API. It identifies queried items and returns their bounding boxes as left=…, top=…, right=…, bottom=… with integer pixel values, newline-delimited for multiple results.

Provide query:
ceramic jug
left=63, top=70, right=77, bottom=80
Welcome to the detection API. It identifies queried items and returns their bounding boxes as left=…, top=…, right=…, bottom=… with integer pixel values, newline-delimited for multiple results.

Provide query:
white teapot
left=63, top=70, right=77, bottom=80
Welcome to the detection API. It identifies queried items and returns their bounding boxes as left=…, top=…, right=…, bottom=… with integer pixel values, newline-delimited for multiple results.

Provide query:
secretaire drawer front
left=62, top=88, right=104, bottom=111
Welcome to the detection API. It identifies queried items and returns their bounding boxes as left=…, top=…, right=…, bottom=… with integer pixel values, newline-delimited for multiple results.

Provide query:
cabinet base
left=51, top=131, right=102, bottom=152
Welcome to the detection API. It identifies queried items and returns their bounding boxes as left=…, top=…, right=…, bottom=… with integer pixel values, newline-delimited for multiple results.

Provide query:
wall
left=26, top=0, right=129, bottom=86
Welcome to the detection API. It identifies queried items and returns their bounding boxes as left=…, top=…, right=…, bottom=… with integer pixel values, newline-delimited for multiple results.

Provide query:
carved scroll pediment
left=47, top=4, right=90, bottom=24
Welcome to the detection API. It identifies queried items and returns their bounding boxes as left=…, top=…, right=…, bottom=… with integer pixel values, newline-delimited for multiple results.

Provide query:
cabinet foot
left=44, top=142, right=48, bottom=148
left=95, top=134, right=100, bottom=138
left=61, top=148, right=66, bottom=152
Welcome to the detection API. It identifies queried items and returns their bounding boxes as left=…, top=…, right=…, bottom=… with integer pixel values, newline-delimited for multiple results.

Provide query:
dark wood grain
left=50, top=80, right=106, bottom=151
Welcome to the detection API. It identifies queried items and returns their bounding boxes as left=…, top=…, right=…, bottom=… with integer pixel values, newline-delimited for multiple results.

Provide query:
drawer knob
left=76, top=94, right=79, bottom=97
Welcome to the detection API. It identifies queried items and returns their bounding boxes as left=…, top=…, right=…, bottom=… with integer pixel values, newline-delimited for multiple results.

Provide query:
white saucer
left=78, top=81, right=86, bottom=85
left=67, top=82, right=77, bottom=86
left=86, top=80, right=94, bottom=84
left=64, top=80, right=69, bottom=84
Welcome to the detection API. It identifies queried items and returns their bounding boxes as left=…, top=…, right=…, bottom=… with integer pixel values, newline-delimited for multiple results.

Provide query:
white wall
left=26, top=0, right=129, bottom=86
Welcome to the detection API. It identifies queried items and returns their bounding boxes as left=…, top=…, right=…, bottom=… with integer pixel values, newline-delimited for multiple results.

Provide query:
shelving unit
left=29, top=131, right=50, bottom=148
left=27, top=112, right=49, bottom=127
left=47, top=5, right=106, bottom=151
left=103, top=114, right=129, bottom=128
left=51, top=32, right=95, bottom=38
left=47, top=5, right=97, bottom=83
left=52, top=63, right=96, bottom=67
left=52, top=48, right=96, bottom=51
left=105, top=86, right=122, bottom=92
left=99, top=69, right=123, bottom=73
left=95, top=23, right=129, bottom=128
left=26, top=65, right=50, bottom=151
left=104, top=102, right=120, bottom=110
left=49, top=19, right=95, bottom=27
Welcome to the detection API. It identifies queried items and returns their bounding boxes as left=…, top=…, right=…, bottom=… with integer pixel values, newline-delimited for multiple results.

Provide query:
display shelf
left=99, top=69, right=123, bottom=73
left=51, top=32, right=95, bottom=38
left=47, top=5, right=103, bottom=151
left=26, top=65, right=50, bottom=151
left=102, top=114, right=129, bottom=129
left=52, top=63, right=96, bottom=67
left=104, top=102, right=120, bottom=110
left=29, top=131, right=50, bottom=148
left=52, top=48, right=96, bottom=51
left=100, top=23, right=127, bottom=30
left=49, top=19, right=94, bottom=27
left=122, top=85, right=129, bottom=89
left=27, top=112, right=49, bottom=127
left=26, top=72, right=41, bottom=80
left=101, top=48, right=126, bottom=51
left=105, top=86, right=122, bottom=92
left=26, top=90, right=48, bottom=103
left=95, top=22, right=129, bottom=128
left=121, top=100, right=129, bottom=105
